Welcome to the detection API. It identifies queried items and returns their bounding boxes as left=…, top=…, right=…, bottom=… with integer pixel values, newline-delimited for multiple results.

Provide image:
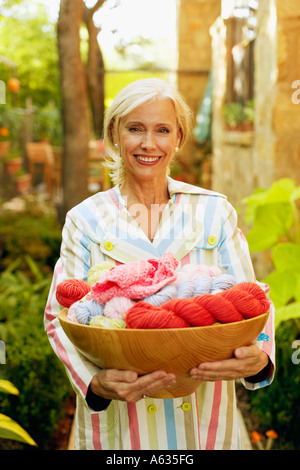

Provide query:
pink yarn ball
left=104, top=296, right=136, bottom=319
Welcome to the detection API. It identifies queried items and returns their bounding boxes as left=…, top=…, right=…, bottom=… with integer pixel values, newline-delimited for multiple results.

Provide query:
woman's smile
left=135, top=154, right=161, bottom=163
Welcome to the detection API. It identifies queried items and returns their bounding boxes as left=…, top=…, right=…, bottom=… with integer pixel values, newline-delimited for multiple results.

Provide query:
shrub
left=0, top=257, right=71, bottom=449
left=0, top=198, right=62, bottom=273
left=242, top=178, right=300, bottom=449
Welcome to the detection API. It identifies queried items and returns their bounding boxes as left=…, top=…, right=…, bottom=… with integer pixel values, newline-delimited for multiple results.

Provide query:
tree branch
left=86, top=0, right=106, bottom=18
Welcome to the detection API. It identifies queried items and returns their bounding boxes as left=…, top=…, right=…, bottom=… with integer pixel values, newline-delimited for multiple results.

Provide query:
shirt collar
left=167, top=177, right=226, bottom=199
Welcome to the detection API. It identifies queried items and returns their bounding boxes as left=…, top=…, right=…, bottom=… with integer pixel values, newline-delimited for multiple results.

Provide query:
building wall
left=273, top=1, right=300, bottom=183
left=177, top=0, right=221, bottom=184
left=210, top=0, right=300, bottom=279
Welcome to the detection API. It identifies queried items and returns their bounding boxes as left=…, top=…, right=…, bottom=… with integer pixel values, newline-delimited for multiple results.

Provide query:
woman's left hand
left=189, top=344, right=269, bottom=382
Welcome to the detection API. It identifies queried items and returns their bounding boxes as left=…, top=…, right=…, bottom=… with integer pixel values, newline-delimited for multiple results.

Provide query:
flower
left=0, top=126, right=9, bottom=139
left=265, top=429, right=278, bottom=439
left=251, top=431, right=264, bottom=450
left=265, top=429, right=278, bottom=450
left=251, top=431, right=263, bottom=443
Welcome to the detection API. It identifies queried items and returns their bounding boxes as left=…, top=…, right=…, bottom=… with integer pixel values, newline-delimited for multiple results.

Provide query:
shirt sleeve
left=218, top=199, right=276, bottom=390
left=44, top=211, right=101, bottom=408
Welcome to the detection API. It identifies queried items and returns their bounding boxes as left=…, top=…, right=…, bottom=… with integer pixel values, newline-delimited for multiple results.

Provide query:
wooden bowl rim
left=58, top=309, right=269, bottom=333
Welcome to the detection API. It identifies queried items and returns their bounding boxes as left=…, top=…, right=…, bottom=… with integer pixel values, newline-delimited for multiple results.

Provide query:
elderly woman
left=44, top=78, right=275, bottom=450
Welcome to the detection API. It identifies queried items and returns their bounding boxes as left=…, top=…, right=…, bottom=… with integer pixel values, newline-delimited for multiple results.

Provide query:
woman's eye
left=129, top=126, right=141, bottom=132
left=158, top=128, right=170, bottom=134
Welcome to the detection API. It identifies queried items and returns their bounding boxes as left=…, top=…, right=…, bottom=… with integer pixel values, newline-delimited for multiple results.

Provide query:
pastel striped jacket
left=44, top=177, right=275, bottom=450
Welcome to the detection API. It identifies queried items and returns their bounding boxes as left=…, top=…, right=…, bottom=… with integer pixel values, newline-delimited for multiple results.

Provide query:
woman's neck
left=120, top=176, right=170, bottom=208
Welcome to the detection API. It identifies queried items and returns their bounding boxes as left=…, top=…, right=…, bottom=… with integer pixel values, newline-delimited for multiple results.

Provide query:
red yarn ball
left=124, top=282, right=270, bottom=329
left=125, top=302, right=189, bottom=329
left=56, top=279, right=91, bottom=308
left=163, top=298, right=215, bottom=326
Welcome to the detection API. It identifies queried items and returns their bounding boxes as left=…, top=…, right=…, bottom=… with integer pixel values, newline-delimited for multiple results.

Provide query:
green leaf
left=291, top=186, right=300, bottom=202
left=0, top=413, right=37, bottom=446
left=246, top=203, right=293, bottom=252
left=0, top=380, right=19, bottom=395
left=264, top=178, right=297, bottom=204
left=271, top=243, right=300, bottom=272
left=275, top=302, right=300, bottom=329
left=264, top=270, right=298, bottom=308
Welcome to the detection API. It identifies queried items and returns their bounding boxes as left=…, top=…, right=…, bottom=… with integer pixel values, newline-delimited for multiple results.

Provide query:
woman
left=44, top=78, right=275, bottom=450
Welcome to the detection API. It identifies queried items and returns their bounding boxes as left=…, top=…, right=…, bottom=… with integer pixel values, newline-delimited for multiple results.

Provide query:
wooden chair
left=88, top=141, right=110, bottom=192
left=26, top=142, right=55, bottom=196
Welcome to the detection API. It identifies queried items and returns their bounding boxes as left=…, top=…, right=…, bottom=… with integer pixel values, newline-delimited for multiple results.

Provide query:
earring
left=114, top=143, right=118, bottom=149
left=175, top=146, right=179, bottom=152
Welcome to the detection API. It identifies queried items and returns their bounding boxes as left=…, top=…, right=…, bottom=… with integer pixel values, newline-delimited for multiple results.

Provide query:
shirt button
left=208, top=236, right=217, bottom=246
left=181, top=402, right=191, bottom=412
left=104, top=241, right=113, bottom=251
left=147, top=405, right=157, bottom=414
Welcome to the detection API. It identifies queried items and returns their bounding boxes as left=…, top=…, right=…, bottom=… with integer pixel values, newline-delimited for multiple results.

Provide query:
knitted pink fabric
left=91, top=252, right=179, bottom=303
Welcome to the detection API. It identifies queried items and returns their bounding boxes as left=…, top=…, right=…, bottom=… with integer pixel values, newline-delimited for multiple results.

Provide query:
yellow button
left=104, top=241, right=113, bottom=251
left=181, top=402, right=191, bottom=412
left=208, top=236, right=217, bottom=246
left=147, top=405, right=157, bottom=414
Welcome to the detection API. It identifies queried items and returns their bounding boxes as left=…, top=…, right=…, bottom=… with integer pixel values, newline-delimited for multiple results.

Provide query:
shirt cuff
left=86, top=385, right=111, bottom=411
left=244, top=358, right=273, bottom=383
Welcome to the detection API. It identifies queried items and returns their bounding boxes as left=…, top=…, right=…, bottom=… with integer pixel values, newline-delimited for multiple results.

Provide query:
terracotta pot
left=0, top=141, right=10, bottom=158
left=14, top=174, right=32, bottom=193
left=5, top=157, right=23, bottom=175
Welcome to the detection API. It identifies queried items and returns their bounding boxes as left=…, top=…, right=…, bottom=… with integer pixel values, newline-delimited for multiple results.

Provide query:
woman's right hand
left=90, top=369, right=176, bottom=403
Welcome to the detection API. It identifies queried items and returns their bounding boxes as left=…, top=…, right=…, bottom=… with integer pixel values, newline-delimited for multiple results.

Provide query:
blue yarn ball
left=75, top=299, right=104, bottom=325
left=211, top=274, right=236, bottom=293
left=193, top=275, right=212, bottom=296
left=176, top=279, right=195, bottom=298
left=144, top=284, right=177, bottom=306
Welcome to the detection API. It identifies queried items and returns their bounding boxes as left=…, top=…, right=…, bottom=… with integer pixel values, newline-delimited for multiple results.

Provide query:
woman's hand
left=189, top=344, right=269, bottom=382
left=90, top=369, right=176, bottom=403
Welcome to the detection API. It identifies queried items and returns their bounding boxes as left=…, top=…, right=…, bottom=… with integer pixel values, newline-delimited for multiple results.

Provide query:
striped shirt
left=44, top=177, right=275, bottom=450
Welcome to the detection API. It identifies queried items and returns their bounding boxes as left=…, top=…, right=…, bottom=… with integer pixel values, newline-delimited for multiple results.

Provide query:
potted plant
left=14, top=168, right=32, bottom=193
left=222, top=100, right=254, bottom=131
left=0, top=126, right=10, bottom=158
left=242, top=100, right=254, bottom=131
left=4, top=148, right=23, bottom=175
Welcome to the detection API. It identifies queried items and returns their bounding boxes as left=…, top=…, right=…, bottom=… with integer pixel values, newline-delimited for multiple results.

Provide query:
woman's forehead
left=121, top=99, right=177, bottom=124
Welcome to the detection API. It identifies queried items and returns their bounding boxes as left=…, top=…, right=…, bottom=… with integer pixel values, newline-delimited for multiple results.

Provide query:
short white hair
left=103, top=78, right=193, bottom=185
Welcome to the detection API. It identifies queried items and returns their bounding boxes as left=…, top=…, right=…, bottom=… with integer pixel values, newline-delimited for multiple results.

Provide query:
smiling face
left=115, top=98, right=181, bottom=184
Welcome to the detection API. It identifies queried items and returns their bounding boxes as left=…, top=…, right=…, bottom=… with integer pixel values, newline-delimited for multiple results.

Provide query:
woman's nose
left=141, top=131, right=156, bottom=149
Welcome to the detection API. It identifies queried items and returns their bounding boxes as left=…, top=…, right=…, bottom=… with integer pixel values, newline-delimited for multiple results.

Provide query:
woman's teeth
left=136, top=156, right=160, bottom=162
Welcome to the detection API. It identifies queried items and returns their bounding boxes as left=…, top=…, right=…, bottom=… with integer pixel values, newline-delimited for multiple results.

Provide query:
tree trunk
left=84, top=3, right=105, bottom=138
left=57, top=0, right=90, bottom=216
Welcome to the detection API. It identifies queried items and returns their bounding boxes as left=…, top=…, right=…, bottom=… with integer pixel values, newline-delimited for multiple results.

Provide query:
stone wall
left=176, top=0, right=221, bottom=184
left=273, top=1, right=300, bottom=183
left=209, top=0, right=300, bottom=279
left=211, top=0, right=300, bottom=201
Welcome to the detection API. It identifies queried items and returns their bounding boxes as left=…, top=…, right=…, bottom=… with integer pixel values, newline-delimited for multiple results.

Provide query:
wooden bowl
left=58, top=309, right=269, bottom=399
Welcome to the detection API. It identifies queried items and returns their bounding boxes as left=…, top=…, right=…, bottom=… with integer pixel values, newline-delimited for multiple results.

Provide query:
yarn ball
left=87, top=261, right=115, bottom=286
left=75, top=299, right=104, bottom=325
left=176, top=279, right=195, bottom=298
left=90, top=316, right=126, bottom=329
left=181, top=263, right=222, bottom=280
left=103, top=297, right=136, bottom=319
left=124, top=282, right=269, bottom=329
left=143, top=284, right=177, bottom=306
left=56, top=279, right=91, bottom=308
left=193, top=275, right=212, bottom=296
left=211, top=273, right=237, bottom=294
